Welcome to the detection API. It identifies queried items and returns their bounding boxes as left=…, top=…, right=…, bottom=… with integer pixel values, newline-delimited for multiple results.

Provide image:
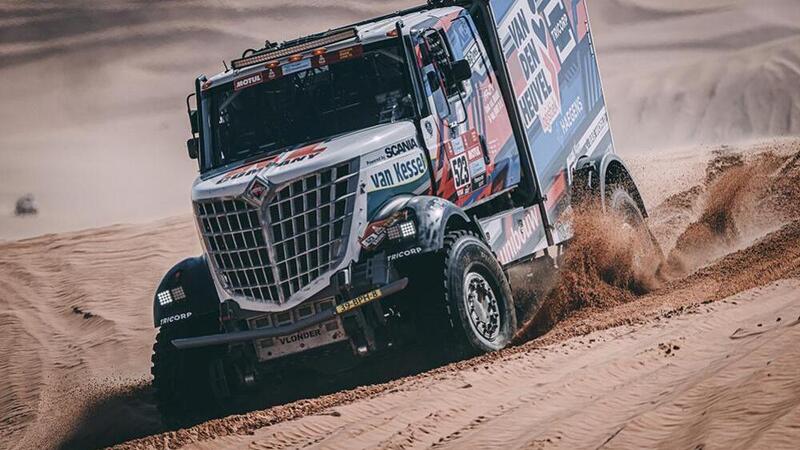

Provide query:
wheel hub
left=464, top=272, right=501, bottom=342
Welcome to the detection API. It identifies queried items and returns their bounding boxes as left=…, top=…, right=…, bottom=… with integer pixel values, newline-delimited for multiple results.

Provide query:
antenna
left=222, top=60, right=229, bottom=71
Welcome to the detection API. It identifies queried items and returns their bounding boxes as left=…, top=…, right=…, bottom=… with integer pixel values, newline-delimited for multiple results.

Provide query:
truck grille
left=266, top=161, right=358, bottom=299
left=195, top=160, right=358, bottom=306
left=195, top=199, right=280, bottom=303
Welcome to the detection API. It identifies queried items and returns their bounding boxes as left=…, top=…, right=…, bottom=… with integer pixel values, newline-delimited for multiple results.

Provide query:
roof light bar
left=231, top=28, right=358, bottom=70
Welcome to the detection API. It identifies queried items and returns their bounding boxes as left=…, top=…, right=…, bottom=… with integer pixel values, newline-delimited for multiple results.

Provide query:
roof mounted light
left=231, top=28, right=358, bottom=70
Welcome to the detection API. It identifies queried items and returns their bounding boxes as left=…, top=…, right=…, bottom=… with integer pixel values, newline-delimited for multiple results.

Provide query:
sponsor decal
left=471, top=171, right=487, bottom=191
left=160, top=311, right=192, bottom=326
left=421, top=117, right=438, bottom=161
left=364, top=152, right=387, bottom=167
left=464, top=41, right=487, bottom=77
left=360, top=227, right=387, bottom=249
left=282, top=58, right=312, bottom=75
left=367, top=151, right=427, bottom=192
left=274, top=143, right=326, bottom=167
left=558, top=96, right=584, bottom=136
left=543, top=0, right=577, bottom=63
left=387, top=246, right=422, bottom=262
left=467, top=146, right=483, bottom=163
left=216, top=157, right=277, bottom=184
left=359, top=218, right=391, bottom=249
left=364, top=138, right=419, bottom=167
left=497, top=208, right=543, bottom=264
left=451, top=137, right=466, bottom=155
left=358, top=217, right=395, bottom=250
left=469, top=158, right=487, bottom=190
left=234, top=72, right=265, bottom=91
left=384, top=138, right=418, bottom=158
left=566, top=107, right=609, bottom=174
left=359, top=211, right=409, bottom=250
left=503, top=2, right=561, bottom=133
left=573, top=108, right=609, bottom=158
left=276, top=328, right=322, bottom=345
left=337, top=46, right=363, bottom=61
left=216, top=144, right=326, bottom=185
left=336, top=288, right=382, bottom=314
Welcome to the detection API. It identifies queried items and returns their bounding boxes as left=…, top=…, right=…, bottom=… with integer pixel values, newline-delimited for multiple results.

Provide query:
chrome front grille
left=266, top=161, right=358, bottom=299
left=195, top=199, right=280, bottom=303
left=195, top=159, right=358, bottom=306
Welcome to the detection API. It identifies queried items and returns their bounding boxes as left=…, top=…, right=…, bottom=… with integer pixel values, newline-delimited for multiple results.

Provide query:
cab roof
left=203, top=6, right=462, bottom=88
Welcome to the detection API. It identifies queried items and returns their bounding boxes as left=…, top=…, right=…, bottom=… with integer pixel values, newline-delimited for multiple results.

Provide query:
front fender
left=393, top=195, right=484, bottom=253
left=153, top=256, right=220, bottom=328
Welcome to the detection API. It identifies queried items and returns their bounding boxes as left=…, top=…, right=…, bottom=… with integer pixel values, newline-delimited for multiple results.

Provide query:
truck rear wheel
left=438, top=230, right=517, bottom=359
left=151, top=317, right=226, bottom=427
left=608, top=184, right=663, bottom=261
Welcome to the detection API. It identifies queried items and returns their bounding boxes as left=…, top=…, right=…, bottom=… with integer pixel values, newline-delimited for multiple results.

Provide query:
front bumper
left=171, top=277, right=408, bottom=350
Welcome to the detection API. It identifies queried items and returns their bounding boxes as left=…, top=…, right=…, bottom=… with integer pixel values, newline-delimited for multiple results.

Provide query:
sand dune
left=0, top=217, right=198, bottom=448
left=593, top=0, right=800, bottom=153
left=1, top=0, right=798, bottom=239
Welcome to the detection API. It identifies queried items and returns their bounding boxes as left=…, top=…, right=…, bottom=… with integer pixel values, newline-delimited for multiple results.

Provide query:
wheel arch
left=153, top=256, right=220, bottom=328
left=573, top=153, right=648, bottom=218
left=402, top=195, right=486, bottom=253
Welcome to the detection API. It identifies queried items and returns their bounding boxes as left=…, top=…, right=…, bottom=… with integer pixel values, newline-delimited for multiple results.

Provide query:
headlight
left=360, top=209, right=416, bottom=250
left=157, top=290, right=173, bottom=306
left=157, top=286, right=186, bottom=306
left=386, top=220, right=416, bottom=241
left=171, top=286, right=186, bottom=301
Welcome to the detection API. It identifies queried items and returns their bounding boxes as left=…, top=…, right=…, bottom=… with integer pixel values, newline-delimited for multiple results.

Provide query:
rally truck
left=152, top=0, right=652, bottom=421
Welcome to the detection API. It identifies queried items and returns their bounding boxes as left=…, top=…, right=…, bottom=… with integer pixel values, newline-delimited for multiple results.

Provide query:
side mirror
left=187, top=137, right=199, bottom=160
left=188, top=109, right=199, bottom=134
left=426, top=71, right=441, bottom=92
left=451, top=59, right=472, bottom=82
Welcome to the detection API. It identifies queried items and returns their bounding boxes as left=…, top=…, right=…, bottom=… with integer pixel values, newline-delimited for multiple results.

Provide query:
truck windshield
left=200, top=40, right=414, bottom=172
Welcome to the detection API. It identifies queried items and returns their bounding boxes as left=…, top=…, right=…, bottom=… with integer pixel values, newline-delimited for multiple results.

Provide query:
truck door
left=413, top=12, right=522, bottom=208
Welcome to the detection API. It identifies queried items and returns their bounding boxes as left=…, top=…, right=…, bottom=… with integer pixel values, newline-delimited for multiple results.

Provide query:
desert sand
left=142, top=280, right=800, bottom=450
left=1, top=1, right=799, bottom=449
left=1, top=139, right=798, bottom=449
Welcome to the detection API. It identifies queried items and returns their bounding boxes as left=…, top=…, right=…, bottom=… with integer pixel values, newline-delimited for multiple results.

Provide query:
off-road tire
left=608, top=184, right=663, bottom=260
left=151, top=317, right=224, bottom=427
left=439, top=230, right=517, bottom=359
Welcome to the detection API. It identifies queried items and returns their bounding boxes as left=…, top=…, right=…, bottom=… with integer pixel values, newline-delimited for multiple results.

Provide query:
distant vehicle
left=15, top=194, right=38, bottom=216
left=151, top=0, right=653, bottom=422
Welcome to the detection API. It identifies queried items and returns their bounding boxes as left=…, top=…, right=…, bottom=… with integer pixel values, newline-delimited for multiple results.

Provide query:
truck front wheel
left=151, top=318, right=226, bottom=427
left=439, top=230, right=517, bottom=358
